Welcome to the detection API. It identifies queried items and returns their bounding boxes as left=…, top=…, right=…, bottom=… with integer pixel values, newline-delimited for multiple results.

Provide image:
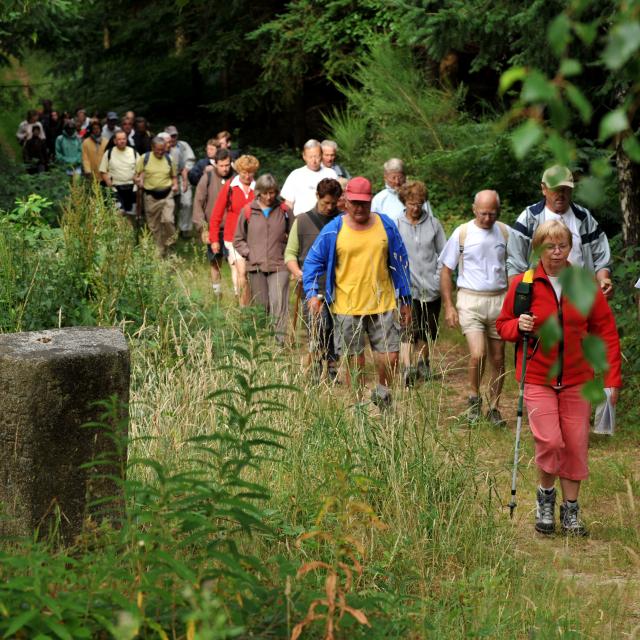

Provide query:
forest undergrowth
left=0, top=187, right=638, bottom=639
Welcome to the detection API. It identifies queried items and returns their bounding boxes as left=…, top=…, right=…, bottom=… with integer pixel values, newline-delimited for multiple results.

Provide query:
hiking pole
left=508, top=269, right=534, bottom=519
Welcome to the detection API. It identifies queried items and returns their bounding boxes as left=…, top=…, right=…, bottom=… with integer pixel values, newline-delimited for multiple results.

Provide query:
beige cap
left=542, top=165, right=574, bottom=189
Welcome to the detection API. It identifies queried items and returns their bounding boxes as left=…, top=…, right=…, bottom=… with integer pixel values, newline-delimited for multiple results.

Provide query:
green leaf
left=574, top=21, right=598, bottom=46
left=602, top=22, right=640, bottom=70
left=511, top=120, right=544, bottom=159
left=582, top=335, right=609, bottom=374
left=546, top=132, right=574, bottom=166
left=521, top=70, right=557, bottom=103
left=499, top=66, right=527, bottom=94
left=599, top=108, right=629, bottom=140
left=565, top=84, right=592, bottom=123
left=548, top=14, right=572, bottom=57
left=539, top=316, right=562, bottom=352
left=559, top=58, right=582, bottom=76
left=559, top=266, right=598, bottom=316
left=622, top=135, right=640, bottom=162
left=581, top=379, right=606, bottom=404
left=575, top=175, right=605, bottom=208
left=2, top=609, right=38, bottom=638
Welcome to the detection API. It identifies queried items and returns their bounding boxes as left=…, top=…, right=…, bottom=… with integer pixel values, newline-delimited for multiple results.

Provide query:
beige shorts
left=456, top=288, right=506, bottom=340
left=224, top=240, right=246, bottom=267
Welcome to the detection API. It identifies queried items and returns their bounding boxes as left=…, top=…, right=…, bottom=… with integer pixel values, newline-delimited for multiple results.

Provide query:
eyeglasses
left=543, top=243, right=570, bottom=252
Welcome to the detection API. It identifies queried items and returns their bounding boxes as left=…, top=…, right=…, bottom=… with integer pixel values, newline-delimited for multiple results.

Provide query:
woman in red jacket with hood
left=496, top=220, right=621, bottom=537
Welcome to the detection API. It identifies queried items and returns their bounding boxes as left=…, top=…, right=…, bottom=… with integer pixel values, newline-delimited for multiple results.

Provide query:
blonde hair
left=234, top=154, right=260, bottom=173
left=532, top=219, right=573, bottom=251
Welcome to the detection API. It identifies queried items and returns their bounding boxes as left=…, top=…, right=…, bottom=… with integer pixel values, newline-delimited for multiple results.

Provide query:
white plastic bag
left=593, top=387, right=616, bottom=435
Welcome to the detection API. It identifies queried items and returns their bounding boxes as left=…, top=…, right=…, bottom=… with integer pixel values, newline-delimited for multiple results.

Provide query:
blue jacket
left=302, top=213, right=412, bottom=307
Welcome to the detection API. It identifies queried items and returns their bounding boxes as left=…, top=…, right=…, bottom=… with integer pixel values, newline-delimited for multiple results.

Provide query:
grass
left=0, top=186, right=638, bottom=637
left=121, top=245, right=640, bottom=637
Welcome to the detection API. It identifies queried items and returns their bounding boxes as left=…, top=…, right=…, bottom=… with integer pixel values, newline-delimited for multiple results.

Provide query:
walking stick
left=508, top=269, right=534, bottom=519
left=135, top=186, right=143, bottom=245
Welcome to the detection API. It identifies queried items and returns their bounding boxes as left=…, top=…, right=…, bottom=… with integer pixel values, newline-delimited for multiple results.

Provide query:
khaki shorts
left=224, top=240, right=246, bottom=267
left=456, top=288, right=506, bottom=340
left=334, top=310, right=400, bottom=356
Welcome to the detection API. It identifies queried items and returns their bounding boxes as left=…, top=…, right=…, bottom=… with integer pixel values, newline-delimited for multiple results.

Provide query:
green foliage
left=0, top=182, right=193, bottom=334
left=325, top=44, right=546, bottom=217
left=0, top=351, right=294, bottom=638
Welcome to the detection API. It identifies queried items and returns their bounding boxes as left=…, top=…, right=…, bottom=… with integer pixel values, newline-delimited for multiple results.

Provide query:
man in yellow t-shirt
left=303, top=177, right=412, bottom=407
left=135, top=136, right=178, bottom=257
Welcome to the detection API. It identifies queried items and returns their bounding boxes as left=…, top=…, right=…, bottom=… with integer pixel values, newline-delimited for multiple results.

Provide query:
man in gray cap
left=507, top=165, right=613, bottom=297
left=165, top=125, right=196, bottom=238
left=101, top=112, right=121, bottom=142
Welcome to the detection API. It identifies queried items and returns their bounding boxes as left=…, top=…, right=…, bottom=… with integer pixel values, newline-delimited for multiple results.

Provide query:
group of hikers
left=15, top=105, right=637, bottom=537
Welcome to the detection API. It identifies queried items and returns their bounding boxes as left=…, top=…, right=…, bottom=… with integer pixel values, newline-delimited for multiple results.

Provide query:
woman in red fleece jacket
left=209, top=154, right=259, bottom=306
left=496, top=220, right=621, bottom=537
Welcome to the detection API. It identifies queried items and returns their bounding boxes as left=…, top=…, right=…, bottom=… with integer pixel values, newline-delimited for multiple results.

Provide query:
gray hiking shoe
left=466, top=396, right=482, bottom=422
left=560, top=501, right=588, bottom=537
left=486, top=407, right=506, bottom=427
left=327, top=364, right=339, bottom=384
left=371, top=384, right=392, bottom=409
left=416, top=359, right=432, bottom=381
left=535, top=487, right=556, bottom=534
left=402, top=367, right=417, bottom=388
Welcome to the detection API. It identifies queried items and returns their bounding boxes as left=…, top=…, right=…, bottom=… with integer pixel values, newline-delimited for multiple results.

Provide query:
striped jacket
left=506, top=199, right=611, bottom=277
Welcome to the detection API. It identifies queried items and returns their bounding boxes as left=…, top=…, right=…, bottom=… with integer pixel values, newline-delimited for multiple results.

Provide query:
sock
left=211, top=283, right=221, bottom=294
left=539, top=486, right=555, bottom=495
left=566, top=499, right=577, bottom=505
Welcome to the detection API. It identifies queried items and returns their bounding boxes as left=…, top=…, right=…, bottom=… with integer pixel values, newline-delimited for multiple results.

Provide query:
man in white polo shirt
left=281, top=139, right=337, bottom=216
left=439, top=189, right=509, bottom=425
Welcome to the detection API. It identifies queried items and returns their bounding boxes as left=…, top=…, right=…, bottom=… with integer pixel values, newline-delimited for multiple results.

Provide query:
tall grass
left=0, top=187, right=638, bottom=637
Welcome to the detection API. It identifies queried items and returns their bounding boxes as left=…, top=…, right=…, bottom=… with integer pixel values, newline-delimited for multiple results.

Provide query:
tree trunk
left=615, top=138, right=640, bottom=248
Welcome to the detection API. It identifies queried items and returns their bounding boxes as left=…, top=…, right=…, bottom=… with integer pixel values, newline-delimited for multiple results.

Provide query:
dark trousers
left=302, top=299, right=337, bottom=365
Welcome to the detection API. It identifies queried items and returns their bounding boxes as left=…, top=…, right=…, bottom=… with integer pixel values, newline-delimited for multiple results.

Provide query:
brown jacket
left=192, top=168, right=230, bottom=232
left=233, top=200, right=292, bottom=272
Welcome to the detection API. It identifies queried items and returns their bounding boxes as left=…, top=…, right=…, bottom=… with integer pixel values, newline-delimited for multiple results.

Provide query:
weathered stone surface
left=0, top=327, right=129, bottom=540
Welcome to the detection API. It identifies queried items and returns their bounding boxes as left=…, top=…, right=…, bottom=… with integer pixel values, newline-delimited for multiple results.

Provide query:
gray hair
left=321, top=139, right=338, bottom=150
left=254, top=173, right=279, bottom=197
left=152, top=135, right=167, bottom=147
left=303, top=139, right=321, bottom=150
left=473, top=189, right=501, bottom=208
left=383, top=158, right=404, bottom=173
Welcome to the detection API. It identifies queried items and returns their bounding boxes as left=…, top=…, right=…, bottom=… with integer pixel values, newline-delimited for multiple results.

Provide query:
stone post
left=0, top=327, right=129, bottom=540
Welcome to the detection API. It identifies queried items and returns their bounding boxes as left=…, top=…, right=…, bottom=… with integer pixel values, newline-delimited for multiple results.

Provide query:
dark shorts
left=206, top=227, right=226, bottom=262
left=402, top=298, right=441, bottom=343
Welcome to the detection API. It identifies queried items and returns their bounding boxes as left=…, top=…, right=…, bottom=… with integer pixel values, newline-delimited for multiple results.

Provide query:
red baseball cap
left=344, top=176, right=372, bottom=202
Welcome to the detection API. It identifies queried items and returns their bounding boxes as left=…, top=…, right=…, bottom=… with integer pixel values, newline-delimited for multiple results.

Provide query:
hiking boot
left=416, top=359, right=432, bottom=381
left=535, top=487, right=556, bottom=535
left=327, top=365, right=339, bottom=384
left=402, top=367, right=417, bottom=388
left=560, top=501, right=588, bottom=537
left=486, top=407, right=506, bottom=427
left=466, top=396, right=482, bottom=422
left=371, top=384, right=392, bottom=409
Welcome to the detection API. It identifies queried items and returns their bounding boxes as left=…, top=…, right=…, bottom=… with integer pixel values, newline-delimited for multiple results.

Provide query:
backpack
left=458, top=220, right=509, bottom=275
left=106, top=145, right=138, bottom=164
left=143, top=151, right=172, bottom=170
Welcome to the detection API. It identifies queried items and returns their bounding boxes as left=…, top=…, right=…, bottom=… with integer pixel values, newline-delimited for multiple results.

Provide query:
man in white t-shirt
left=281, top=139, right=337, bottom=215
left=439, top=190, right=509, bottom=425
left=507, top=165, right=613, bottom=298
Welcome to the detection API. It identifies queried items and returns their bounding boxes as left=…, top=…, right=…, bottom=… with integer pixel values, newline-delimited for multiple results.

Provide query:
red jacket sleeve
left=209, top=181, right=230, bottom=243
left=588, top=290, right=622, bottom=388
left=496, top=277, right=523, bottom=342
